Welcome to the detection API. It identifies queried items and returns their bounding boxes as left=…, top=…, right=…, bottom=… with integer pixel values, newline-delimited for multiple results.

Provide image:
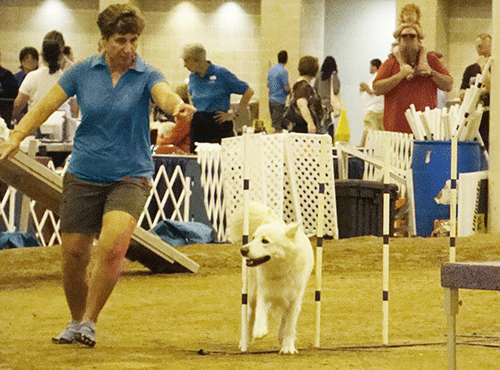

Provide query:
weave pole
left=382, top=139, right=391, bottom=345
left=240, top=132, right=251, bottom=352
left=314, top=136, right=327, bottom=348
left=449, top=134, right=458, bottom=263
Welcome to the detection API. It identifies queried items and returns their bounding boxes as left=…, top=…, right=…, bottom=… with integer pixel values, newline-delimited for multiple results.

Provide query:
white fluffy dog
left=229, top=202, right=314, bottom=354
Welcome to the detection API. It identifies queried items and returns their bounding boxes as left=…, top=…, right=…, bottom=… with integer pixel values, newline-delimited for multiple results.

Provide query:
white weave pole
left=382, top=139, right=391, bottom=345
left=449, top=134, right=458, bottom=263
left=240, top=132, right=251, bottom=352
left=314, top=136, right=327, bottom=348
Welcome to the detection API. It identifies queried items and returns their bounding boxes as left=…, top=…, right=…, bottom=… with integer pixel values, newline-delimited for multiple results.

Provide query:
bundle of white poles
left=405, top=103, right=483, bottom=141
left=405, top=57, right=491, bottom=143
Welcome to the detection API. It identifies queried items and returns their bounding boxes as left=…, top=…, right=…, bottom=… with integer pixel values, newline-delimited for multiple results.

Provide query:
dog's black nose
left=240, top=247, right=249, bottom=257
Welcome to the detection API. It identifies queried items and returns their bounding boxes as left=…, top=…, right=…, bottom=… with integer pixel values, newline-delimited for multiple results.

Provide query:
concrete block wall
left=0, top=0, right=262, bottom=107
left=0, top=1, right=100, bottom=72
left=0, top=0, right=493, bottom=119
left=447, top=0, right=492, bottom=99
left=139, top=0, right=261, bottom=97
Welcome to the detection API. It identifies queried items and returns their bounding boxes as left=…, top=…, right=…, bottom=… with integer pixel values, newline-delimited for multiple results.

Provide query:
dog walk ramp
left=0, top=141, right=199, bottom=273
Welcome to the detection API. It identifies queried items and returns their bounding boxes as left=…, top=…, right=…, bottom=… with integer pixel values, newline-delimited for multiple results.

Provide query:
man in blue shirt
left=182, top=44, right=254, bottom=152
left=267, top=50, right=290, bottom=133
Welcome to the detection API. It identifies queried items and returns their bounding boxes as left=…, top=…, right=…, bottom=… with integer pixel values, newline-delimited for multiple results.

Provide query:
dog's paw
left=239, top=338, right=250, bottom=351
left=279, top=345, right=298, bottom=355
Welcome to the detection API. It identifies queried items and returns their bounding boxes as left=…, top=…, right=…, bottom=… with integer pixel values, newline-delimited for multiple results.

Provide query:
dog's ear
left=285, top=221, right=301, bottom=238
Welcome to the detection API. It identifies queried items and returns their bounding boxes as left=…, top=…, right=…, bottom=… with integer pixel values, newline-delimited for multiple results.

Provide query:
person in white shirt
left=12, top=30, right=73, bottom=121
left=359, top=59, right=384, bottom=146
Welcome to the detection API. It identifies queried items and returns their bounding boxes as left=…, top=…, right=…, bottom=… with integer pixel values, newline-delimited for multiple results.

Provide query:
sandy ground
left=2, top=234, right=500, bottom=369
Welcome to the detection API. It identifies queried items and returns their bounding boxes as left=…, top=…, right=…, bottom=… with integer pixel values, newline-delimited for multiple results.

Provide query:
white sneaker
left=52, top=321, right=80, bottom=344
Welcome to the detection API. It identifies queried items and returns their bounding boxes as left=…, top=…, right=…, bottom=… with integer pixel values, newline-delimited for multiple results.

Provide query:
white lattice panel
left=364, top=131, right=414, bottom=196
left=196, top=144, right=227, bottom=241
left=284, top=134, right=337, bottom=236
left=221, top=134, right=285, bottom=223
left=221, top=133, right=338, bottom=238
left=1, top=161, right=192, bottom=247
left=0, top=186, right=16, bottom=232
left=0, top=158, right=64, bottom=246
left=138, top=164, right=191, bottom=229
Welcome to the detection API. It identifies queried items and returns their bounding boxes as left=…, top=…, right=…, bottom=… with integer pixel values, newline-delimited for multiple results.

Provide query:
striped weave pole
left=449, top=135, right=458, bottom=263
left=240, top=133, right=251, bottom=352
left=382, top=139, right=391, bottom=345
left=314, top=136, right=327, bottom=348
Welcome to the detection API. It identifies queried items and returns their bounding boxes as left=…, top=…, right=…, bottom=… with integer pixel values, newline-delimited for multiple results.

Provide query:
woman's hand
left=214, top=110, right=234, bottom=123
left=173, top=102, right=196, bottom=121
left=0, top=130, right=25, bottom=161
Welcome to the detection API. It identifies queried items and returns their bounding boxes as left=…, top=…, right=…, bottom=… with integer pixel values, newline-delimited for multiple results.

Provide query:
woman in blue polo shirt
left=182, top=44, right=254, bottom=153
left=0, top=3, right=195, bottom=347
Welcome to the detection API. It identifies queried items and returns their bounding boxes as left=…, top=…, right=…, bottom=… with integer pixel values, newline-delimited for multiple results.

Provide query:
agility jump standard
left=0, top=139, right=199, bottom=274
left=382, top=140, right=391, bottom=345
left=240, top=132, right=251, bottom=352
left=314, top=136, right=328, bottom=348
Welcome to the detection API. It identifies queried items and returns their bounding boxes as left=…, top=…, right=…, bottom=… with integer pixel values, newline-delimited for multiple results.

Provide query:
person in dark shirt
left=14, top=47, right=39, bottom=88
left=0, top=52, right=19, bottom=127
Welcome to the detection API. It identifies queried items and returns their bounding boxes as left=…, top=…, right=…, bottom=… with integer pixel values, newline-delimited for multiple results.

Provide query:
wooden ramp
left=0, top=142, right=199, bottom=273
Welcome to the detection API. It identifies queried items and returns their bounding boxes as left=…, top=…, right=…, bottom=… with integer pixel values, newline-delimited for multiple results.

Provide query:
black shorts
left=60, top=172, right=151, bottom=236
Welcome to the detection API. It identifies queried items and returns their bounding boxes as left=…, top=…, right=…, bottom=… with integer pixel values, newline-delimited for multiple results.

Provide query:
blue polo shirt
left=187, top=62, right=249, bottom=112
left=59, top=54, right=165, bottom=183
left=267, top=63, right=289, bottom=105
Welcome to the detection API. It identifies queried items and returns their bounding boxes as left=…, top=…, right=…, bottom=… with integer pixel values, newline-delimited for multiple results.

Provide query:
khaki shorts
left=60, top=172, right=151, bottom=236
left=363, top=110, right=384, bottom=131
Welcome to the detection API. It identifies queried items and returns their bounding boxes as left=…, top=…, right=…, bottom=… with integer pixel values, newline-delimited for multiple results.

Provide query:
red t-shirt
left=373, top=54, right=451, bottom=133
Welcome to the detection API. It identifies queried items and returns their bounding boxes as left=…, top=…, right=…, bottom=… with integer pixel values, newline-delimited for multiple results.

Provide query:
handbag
left=282, top=98, right=304, bottom=129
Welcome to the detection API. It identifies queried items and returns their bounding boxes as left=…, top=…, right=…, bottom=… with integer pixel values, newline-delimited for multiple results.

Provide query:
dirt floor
left=2, top=234, right=500, bottom=369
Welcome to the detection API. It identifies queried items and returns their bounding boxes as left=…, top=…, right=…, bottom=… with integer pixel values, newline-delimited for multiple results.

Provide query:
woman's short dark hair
left=19, top=47, right=39, bottom=66
left=97, top=3, right=145, bottom=40
left=370, top=58, right=382, bottom=69
left=320, top=56, right=338, bottom=81
left=42, top=31, right=65, bottom=74
left=298, top=56, right=319, bottom=77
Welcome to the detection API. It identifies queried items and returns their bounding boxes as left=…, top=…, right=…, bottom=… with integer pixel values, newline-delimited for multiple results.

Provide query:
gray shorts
left=60, top=172, right=152, bottom=236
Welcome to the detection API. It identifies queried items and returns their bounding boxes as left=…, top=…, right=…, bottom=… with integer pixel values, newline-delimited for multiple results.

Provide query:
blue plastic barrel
left=412, top=141, right=487, bottom=237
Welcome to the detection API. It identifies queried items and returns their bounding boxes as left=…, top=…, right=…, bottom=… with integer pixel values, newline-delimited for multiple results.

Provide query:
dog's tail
left=227, top=201, right=283, bottom=243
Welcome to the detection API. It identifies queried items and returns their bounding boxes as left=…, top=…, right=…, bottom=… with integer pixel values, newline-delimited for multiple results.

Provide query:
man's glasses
left=401, top=34, right=417, bottom=40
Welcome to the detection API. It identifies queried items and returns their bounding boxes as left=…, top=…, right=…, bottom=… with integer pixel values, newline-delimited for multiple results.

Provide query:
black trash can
left=335, top=180, right=398, bottom=239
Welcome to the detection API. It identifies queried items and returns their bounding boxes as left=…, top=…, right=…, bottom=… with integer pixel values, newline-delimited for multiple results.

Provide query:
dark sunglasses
left=401, top=33, right=417, bottom=39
